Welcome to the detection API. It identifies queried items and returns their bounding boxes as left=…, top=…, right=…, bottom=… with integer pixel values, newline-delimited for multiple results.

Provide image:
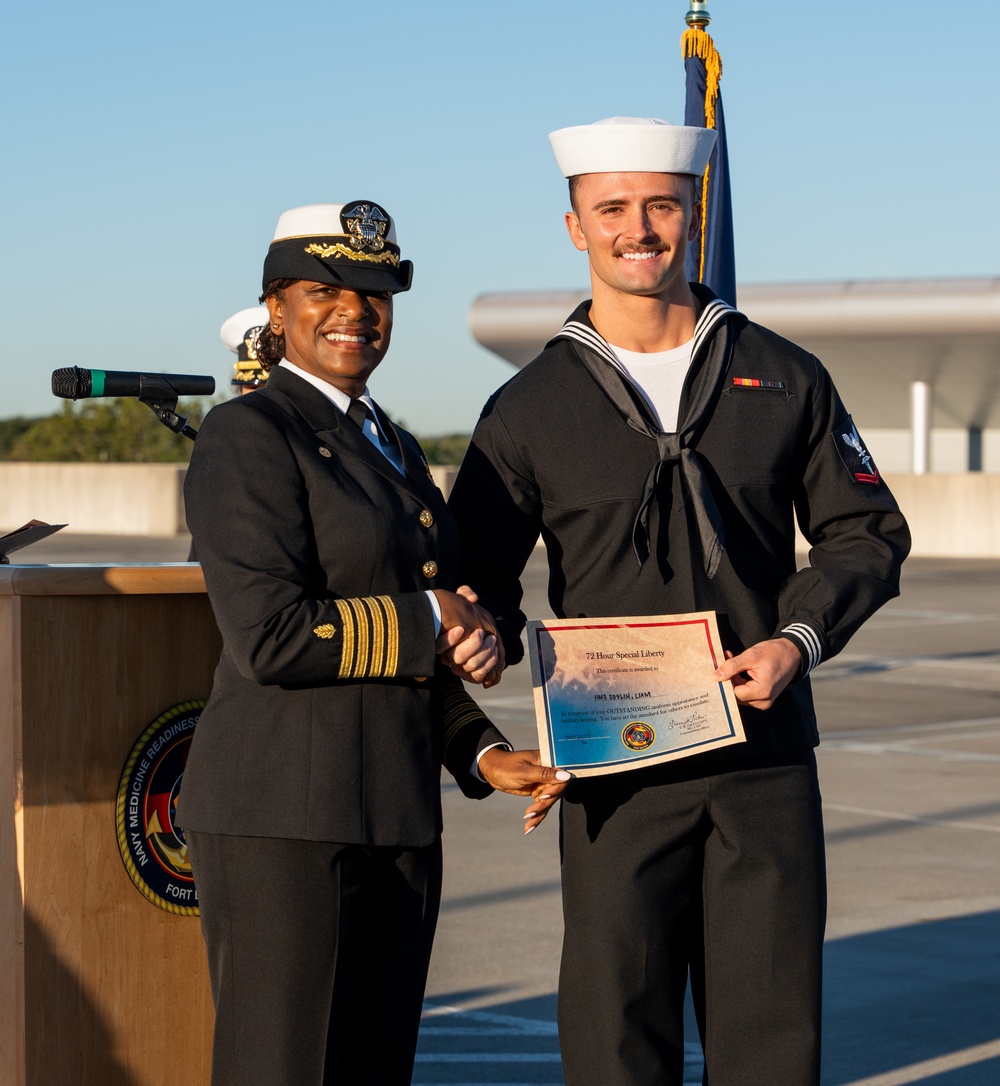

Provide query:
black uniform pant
left=186, top=832, right=442, bottom=1086
left=557, top=755, right=826, bottom=1086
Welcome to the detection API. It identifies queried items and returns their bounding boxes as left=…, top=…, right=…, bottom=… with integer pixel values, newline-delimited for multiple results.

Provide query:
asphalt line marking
left=418, top=1005, right=703, bottom=1081
left=414, top=1053, right=563, bottom=1063
left=822, top=741, right=1000, bottom=762
left=823, top=715, right=1000, bottom=740
left=842, top=1037, right=1000, bottom=1085
left=869, top=610, right=1000, bottom=626
left=422, top=1003, right=558, bottom=1034
left=824, top=802, right=1000, bottom=834
left=475, top=695, right=536, bottom=708
left=867, top=675, right=1000, bottom=694
left=420, top=1027, right=559, bottom=1037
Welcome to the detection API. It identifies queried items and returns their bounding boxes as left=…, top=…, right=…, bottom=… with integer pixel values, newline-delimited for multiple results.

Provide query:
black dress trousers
left=187, top=832, right=442, bottom=1086
left=557, top=757, right=827, bottom=1086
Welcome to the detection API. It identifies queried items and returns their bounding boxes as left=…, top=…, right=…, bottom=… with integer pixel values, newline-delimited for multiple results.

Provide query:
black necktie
left=346, top=398, right=405, bottom=476
left=347, top=397, right=369, bottom=428
left=564, top=319, right=733, bottom=577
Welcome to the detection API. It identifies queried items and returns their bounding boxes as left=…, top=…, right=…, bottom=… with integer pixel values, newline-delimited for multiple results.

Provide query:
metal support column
left=910, top=380, right=931, bottom=475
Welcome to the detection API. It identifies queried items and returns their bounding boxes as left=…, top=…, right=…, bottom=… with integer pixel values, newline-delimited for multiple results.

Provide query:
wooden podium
left=1, top=565, right=222, bottom=1086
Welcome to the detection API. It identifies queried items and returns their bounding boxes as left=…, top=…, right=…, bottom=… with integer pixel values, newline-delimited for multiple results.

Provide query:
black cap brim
left=262, top=240, right=412, bottom=295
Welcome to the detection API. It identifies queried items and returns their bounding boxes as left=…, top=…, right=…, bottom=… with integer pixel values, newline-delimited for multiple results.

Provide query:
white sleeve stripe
left=782, top=623, right=822, bottom=673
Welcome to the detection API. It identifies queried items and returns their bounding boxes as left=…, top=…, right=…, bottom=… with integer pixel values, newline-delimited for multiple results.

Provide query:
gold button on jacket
left=422, top=560, right=438, bottom=579
left=419, top=509, right=434, bottom=528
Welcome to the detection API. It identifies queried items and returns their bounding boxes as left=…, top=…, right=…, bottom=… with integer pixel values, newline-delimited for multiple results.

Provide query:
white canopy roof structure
left=468, top=279, right=1000, bottom=470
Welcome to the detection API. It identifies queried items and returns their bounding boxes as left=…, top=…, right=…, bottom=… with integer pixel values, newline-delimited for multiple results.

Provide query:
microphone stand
left=137, top=375, right=200, bottom=441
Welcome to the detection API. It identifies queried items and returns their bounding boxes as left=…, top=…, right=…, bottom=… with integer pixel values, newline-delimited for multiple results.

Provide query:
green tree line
left=0, top=400, right=207, bottom=462
left=1, top=402, right=470, bottom=465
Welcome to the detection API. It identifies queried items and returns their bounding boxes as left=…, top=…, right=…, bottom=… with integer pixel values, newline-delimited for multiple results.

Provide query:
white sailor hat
left=261, top=201, right=413, bottom=295
left=220, top=305, right=269, bottom=388
left=549, top=116, right=717, bottom=179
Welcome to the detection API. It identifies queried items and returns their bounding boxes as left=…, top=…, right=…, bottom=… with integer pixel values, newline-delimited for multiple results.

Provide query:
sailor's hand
left=713, top=638, right=803, bottom=710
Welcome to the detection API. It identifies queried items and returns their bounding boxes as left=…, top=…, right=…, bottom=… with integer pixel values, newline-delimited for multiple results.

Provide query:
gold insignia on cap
left=319, top=447, right=332, bottom=458
left=313, top=624, right=336, bottom=640
left=343, top=202, right=389, bottom=252
left=422, top=560, right=438, bottom=579
left=303, top=241, right=401, bottom=267
left=304, top=242, right=345, bottom=259
left=419, top=509, right=434, bottom=528
left=245, top=329, right=262, bottom=362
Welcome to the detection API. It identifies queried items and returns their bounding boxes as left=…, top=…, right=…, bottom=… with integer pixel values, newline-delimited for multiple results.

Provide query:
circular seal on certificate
left=622, top=721, right=655, bottom=751
left=115, top=701, right=203, bottom=915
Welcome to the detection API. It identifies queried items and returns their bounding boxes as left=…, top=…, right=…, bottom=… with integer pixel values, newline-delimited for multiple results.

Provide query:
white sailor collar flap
left=549, top=287, right=741, bottom=577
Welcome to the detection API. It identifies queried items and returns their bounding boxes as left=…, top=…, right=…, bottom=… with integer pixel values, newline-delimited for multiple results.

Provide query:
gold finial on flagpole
left=685, top=1, right=711, bottom=28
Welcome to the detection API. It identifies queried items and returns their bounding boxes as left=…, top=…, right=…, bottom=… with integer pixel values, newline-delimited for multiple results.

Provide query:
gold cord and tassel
left=681, top=26, right=723, bottom=283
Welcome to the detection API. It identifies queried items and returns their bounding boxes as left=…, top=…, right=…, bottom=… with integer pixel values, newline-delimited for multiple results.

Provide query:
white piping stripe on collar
left=557, top=296, right=738, bottom=374
left=559, top=322, right=622, bottom=371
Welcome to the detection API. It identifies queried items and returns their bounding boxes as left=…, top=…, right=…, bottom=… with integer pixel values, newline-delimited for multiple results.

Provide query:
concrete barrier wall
left=2, top=464, right=999, bottom=559
left=885, top=474, right=1000, bottom=559
left=0, top=463, right=188, bottom=536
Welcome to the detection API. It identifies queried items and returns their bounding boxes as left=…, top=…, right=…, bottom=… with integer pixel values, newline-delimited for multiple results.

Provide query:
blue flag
left=682, top=27, right=737, bottom=308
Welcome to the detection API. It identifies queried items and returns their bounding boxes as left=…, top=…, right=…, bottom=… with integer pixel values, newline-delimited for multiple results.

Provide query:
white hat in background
left=220, top=305, right=270, bottom=389
left=549, top=116, right=717, bottom=179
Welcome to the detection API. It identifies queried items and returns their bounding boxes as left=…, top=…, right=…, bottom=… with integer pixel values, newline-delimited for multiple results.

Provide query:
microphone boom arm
left=137, top=375, right=200, bottom=441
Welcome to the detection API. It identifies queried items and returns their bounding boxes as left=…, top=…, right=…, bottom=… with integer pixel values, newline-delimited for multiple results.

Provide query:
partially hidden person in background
left=181, top=200, right=569, bottom=1086
left=221, top=304, right=270, bottom=394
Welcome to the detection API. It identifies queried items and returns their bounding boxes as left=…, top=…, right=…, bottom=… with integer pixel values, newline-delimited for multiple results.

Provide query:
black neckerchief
left=551, top=284, right=739, bottom=577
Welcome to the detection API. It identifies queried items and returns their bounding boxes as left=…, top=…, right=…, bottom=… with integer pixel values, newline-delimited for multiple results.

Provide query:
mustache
left=612, top=243, right=667, bottom=257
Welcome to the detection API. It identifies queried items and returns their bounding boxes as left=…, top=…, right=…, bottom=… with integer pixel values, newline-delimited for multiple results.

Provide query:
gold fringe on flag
left=681, top=26, right=723, bottom=283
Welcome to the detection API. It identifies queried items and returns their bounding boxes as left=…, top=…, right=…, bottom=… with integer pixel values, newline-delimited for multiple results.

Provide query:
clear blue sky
left=3, top=1, right=996, bottom=433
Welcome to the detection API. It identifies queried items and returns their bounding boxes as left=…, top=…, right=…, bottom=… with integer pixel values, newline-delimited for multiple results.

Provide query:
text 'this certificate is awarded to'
left=527, top=612, right=745, bottom=777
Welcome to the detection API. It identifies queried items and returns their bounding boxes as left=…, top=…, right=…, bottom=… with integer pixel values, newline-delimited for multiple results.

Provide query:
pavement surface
left=21, top=534, right=1000, bottom=1085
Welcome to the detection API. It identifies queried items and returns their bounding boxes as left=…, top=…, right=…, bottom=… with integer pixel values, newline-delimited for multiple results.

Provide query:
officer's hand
left=434, top=586, right=505, bottom=687
left=713, top=638, right=803, bottom=710
left=478, top=747, right=571, bottom=835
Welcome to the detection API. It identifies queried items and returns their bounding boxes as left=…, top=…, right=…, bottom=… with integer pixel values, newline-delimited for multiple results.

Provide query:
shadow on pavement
left=823, top=910, right=1000, bottom=1085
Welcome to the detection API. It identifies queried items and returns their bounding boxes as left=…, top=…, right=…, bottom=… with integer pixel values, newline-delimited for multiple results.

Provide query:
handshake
left=431, top=584, right=570, bottom=834
left=432, top=585, right=506, bottom=688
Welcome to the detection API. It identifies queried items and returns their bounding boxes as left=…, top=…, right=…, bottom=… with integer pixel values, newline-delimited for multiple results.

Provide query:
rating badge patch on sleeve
left=834, top=417, right=880, bottom=484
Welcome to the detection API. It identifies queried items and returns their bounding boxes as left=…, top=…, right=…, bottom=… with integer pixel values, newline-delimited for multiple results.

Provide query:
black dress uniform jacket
left=180, top=365, right=505, bottom=848
left=449, top=288, right=911, bottom=761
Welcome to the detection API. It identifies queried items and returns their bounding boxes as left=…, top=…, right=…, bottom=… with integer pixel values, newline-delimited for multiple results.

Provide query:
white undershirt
left=610, top=338, right=695, bottom=432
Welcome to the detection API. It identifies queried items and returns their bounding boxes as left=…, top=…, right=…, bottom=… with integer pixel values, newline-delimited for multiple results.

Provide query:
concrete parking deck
left=19, top=536, right=999, bottom=1084
left=421, top=554, right=1000, bottom=1086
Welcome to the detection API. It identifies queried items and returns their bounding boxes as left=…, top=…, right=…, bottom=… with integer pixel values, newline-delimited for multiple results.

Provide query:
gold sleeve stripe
left=375, top=595, right=399, bottom=677
left=334, top=599, right=357, bottom=679
left=363, top=596, right=385, bottom=677
left=331, top=595, right=401, bottom=679
left=442, top=684, right=489, bottom=750
left=347, top=597, right=370, bottom=679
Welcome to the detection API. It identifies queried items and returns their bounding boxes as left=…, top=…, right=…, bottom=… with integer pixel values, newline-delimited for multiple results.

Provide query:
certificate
left=527, top=612, right=745, bottom=777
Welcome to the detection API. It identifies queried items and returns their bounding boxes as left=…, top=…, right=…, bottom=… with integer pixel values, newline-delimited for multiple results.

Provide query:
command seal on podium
left=116, top=701, right=203, bottom=915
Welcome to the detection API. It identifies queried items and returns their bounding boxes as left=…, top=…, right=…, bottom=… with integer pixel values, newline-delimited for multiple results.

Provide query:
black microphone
left=51, top=367, right=216, bottom=400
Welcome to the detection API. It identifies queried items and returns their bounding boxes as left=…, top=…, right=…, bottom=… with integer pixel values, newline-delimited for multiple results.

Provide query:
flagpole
left=681, top=0, right=736, bottom=307
left=685, top=1, right=711, bottom=29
